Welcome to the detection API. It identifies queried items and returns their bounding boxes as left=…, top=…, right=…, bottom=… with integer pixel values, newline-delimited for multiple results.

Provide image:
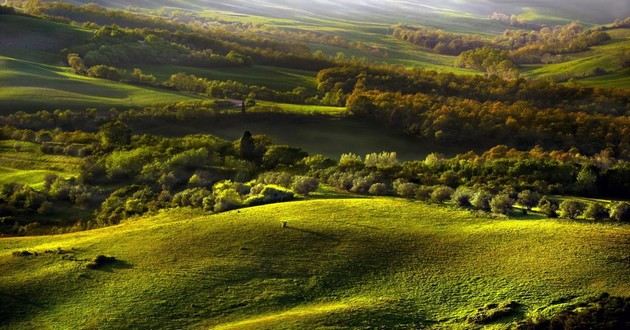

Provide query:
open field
left=522, top=28, right=630, bottom=88
left=0, top=141, right=80, bottom=189
left=1, top=198, right=629, bottom=328
left=0, top=56, right=201, bottom=113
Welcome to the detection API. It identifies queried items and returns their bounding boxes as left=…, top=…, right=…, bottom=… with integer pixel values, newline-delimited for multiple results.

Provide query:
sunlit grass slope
left=0, top=56, right=200, bottom=113
left=0, top=141, right=80, bottom=189
left=1, top=198, right=629, bottom=329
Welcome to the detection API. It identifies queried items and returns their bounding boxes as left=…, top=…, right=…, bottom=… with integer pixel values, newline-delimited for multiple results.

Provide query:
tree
left=291, top=176, right=319, bottom=195
left=610, top=202, right=630, bottom=222
left=583, top=203, right=609, bottom=221
left=559, top=200, right=585, bottom=219
left=431, top=186, right=454, bottom=203
left=490, top=193, right=514, bottom=215
left=87, top=65, right=123, bottom=81
left=538, top=197, right=558, bottom=218
left=99, top=121, right=131, bottom=149
left=517, top=190, right=540, bottom=214
left=369, top=183, right=388, bottom=196
left=67, top=53, right=86, bottom=74
left=452, top=187, right=473, bottom=208
left=471, top=190, right=493, bottom=211
left=239, top=131, right=257, bottom=162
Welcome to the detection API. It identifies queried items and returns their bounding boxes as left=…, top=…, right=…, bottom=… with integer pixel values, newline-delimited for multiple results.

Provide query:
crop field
left=2, top=198, right=629, bottom=329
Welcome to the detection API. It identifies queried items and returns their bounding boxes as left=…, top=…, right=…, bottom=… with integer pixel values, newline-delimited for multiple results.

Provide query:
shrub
left=517, top=190, right=540, bottom=212
left=452, top=187, right=473, bottom=207
left=87, top=255, right=117, bottom=269
left=490, top=193, right=514, bottom=215
left=364, top=152, right=398, bottom=170
left=559, top=200, right=585, bottom=219
left=351, top=176, right=373, bottom=194
left=396, top=182, right=418, bottom=199
left=260, top=186, right=295, bottom=203
left=431, top=186, right=454, bottom=203
left=583, top=203, right=609, bottom=221
left=339, top=153, right=363, bottom=169
left=291, top=176, right=319, bottom=195
left=368, top=183, right=388, bottom=196
left=538, top=196, right=558, bottom=218
left=258, top=172, right=293, bottom=188
left=415, top=186, right=433, bottom=201
left=610, top=202, right=630, bottom=222
left=213, top=188, right=242, bottom=212
left=471, top=190, right=493, bottom=211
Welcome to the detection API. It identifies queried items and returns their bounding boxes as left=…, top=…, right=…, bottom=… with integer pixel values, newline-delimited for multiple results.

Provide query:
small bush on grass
left=87, top=255, right=117, bottom=269
left=584, top=203, right=609, bottom=221
left=452, top=187, right=473, bottom=208
left=559, top=200, right=585, bottom=219
left=610, top=202, right=630, bottom=222
left=490, top=193, right=514, bottom=215
left=431, top=186, right=454, bottom=203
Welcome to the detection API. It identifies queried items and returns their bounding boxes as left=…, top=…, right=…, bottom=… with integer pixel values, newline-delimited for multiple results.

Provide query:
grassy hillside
left=1, top=198, right=629, bottom=328
left=522, top=28, right=630, bottom=88
left=0, top=15, right=202, bottom=112
left=0, top=56, right=202, bottom=113
left=0, top=141, right=80, bottom=189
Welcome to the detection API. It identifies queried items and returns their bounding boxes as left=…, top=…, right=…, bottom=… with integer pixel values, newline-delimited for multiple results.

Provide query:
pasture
left=1, top=198, right=629, bottom=328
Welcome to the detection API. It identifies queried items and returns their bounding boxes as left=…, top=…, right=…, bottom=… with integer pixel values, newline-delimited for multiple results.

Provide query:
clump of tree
left=456, top=47, right=519, bottom=80
left=392, top=25, right=489, bottom=55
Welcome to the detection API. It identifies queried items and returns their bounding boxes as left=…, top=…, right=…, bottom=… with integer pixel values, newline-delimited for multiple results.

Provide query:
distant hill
left=60, top=0, right=630, bottom=24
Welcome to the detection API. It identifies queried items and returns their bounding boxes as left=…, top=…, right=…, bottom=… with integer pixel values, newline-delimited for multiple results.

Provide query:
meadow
left=1, top=197, right=629, bottom=329
left=0, top=140, right=80, bottom=189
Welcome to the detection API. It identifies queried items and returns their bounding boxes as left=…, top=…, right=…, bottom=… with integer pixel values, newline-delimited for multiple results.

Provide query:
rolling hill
left=2, top=198, right=629, bottom=328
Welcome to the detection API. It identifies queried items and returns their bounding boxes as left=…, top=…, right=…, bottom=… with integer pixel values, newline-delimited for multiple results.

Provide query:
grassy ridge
left=0, top=56, right=200, bottom=113
left=0, top=141, right=80, bottom=188
left=1, top=198, right=629, bottom=328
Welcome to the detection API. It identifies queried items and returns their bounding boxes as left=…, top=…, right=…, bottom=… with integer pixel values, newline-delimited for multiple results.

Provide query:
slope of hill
left=2, top=198, right=629, bottom=329
left=60, top=0, right=630, bottom=24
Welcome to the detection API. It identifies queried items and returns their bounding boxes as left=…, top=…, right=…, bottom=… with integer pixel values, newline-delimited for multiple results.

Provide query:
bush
left=517, top=190, right=540, bottom=212
left=291, top=176, right=319, bottom=195
left=610, top=202, right=630, bottom=222
left=396, top=182, right=418, bottom=199
left=452, top=187, right=473, bottom=207
left=538, top=196, right=558, bottom=218
left=431, top=186, right=454, bottom=203
left=559, top=200, right=585, bottom=219
left=471, top=190, right=493, bottom=211
left=368, top=183, right=388, bottom=196
left=584, top=203, right=609, bottom=221
left=415, top=186, right=433, bottom=201
left=87, top=255, right=117, bottom=269
left=490, top=193, right=514, bottom=215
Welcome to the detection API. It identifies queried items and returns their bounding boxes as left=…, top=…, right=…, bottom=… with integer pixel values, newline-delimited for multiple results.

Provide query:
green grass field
left=0, top=56, right=201, bottom=113
left=522, top=28, right=630, bottom=88
left=0, top=141, right=80, bottom=189
left=1, top=198, right=629, bottom=328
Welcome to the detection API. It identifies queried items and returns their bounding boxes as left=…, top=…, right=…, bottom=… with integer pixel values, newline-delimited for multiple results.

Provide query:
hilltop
left=2, top=198, right=629, bottom=329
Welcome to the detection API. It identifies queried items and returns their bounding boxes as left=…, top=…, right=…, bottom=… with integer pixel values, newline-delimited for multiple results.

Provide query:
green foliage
left=452, top=186, right=474, bottom=208
left=517, top=190, right=541, bottom=211
left=431, top=186, right=454, bottom=203
left=559, top=200, right=586, bottom=219
left=86, top=65, right=124, bottom=81
left=98, top=121, right=131, bottom=149
left=291, top=176, right=319, bottom=196
left=490, top=193, right=514, bottom=215
left=610, top=202, right=630, bottom=222
left=583, top=202, right=609, bottom=221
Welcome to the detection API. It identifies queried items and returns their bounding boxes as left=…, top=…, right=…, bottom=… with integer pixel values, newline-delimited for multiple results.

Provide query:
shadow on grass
left=284, top=226, right=340, bottom=242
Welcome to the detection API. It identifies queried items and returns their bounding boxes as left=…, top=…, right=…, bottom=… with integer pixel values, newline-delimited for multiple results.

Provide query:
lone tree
left=239, top=131, right=257, bottom=161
